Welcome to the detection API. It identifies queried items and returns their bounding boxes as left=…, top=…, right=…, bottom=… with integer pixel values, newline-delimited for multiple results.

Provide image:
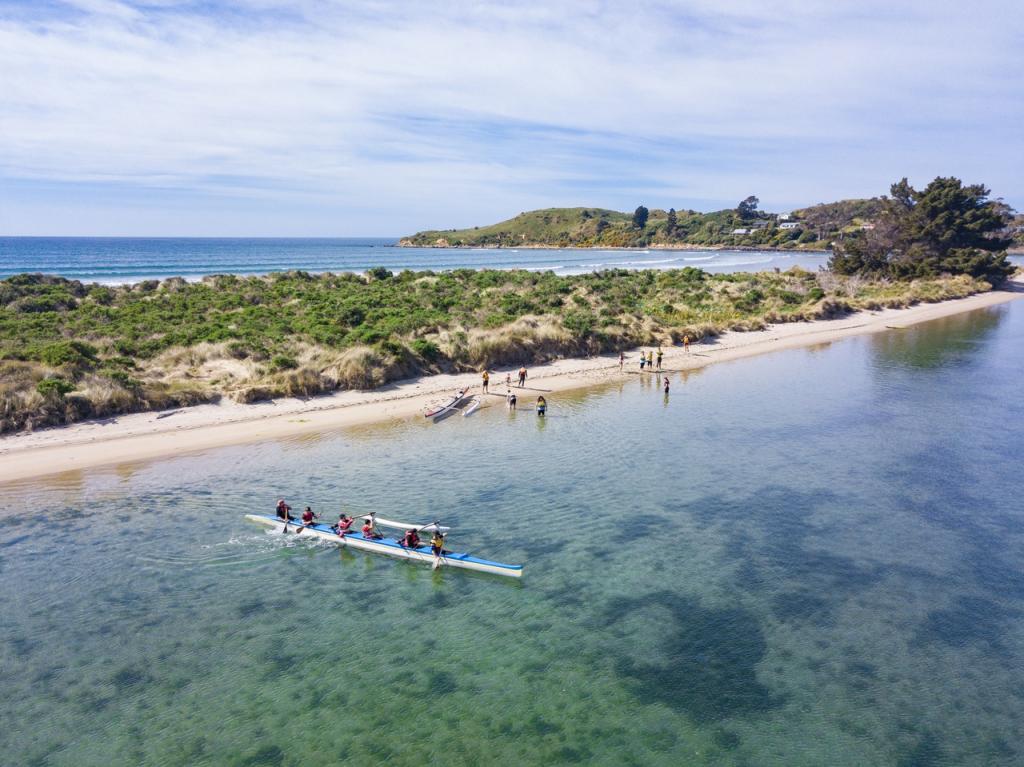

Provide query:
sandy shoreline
left=2, top=281, right=1021, bottom=484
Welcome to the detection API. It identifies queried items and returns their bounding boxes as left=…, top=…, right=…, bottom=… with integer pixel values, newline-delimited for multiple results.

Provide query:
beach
left=2, top=278, right=1020, bottom=485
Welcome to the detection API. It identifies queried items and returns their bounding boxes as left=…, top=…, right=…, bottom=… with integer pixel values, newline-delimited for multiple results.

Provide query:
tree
left=665, top=208, right=678, bottom=238
left=830, top=177, right=1014, bottom=284
left=736, top=196, right=760, bottom=221
left=632, top=205, right=649, bottom=229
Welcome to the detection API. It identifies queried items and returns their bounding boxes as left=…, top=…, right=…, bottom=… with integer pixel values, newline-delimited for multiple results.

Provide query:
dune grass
left=0, top=268, right=989, bottom=432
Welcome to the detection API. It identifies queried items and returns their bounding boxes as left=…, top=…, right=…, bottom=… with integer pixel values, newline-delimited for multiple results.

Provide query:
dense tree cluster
left=829, top=177, right=1015, bottom=284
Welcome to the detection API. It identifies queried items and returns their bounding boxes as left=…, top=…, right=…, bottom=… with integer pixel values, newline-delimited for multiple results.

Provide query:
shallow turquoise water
left=2, top=302, right=1024, bottom=766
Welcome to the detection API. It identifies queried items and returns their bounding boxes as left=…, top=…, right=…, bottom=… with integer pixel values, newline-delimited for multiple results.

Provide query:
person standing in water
left=664, top=377, right=670, bottom=395
left=481, top=369, right=490, bottom=394
left=509, top=391, right=517, bottom=411
left=537, top=395, right=547, bottom=417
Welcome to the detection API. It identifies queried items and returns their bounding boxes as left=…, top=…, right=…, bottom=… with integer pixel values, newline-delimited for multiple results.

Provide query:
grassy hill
left=399, top=201, right=887, bottom=250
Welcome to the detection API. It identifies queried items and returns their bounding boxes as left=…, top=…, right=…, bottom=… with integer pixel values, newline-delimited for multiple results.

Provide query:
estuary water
left=2, top=300, right=1024, bottom=766
left=0, top=237, right=828, bottom=282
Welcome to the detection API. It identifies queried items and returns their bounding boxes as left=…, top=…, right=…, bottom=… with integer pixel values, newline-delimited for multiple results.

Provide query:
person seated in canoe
left=399, top=529, right=421, bottom=548
left=275, top=499, right=295, bottom=521
left=430, top=531, right=447, bottom=556
left=537, top=395, right=547, bottom=416
left=336, top=514, right=354, bottom=536
left=301, top=507, right=319, bottom=526
left=361, top=518, right=384, bottom=539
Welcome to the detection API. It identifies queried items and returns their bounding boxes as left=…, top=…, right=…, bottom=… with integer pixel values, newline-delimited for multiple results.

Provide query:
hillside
left=399, top=200, right=886, bottom=250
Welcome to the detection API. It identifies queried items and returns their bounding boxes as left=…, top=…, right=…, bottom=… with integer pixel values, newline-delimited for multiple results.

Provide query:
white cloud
left=0, top=0, right=1021, bottom=234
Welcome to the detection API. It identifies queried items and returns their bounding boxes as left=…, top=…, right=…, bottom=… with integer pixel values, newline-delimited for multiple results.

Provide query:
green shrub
left=411, top=338, right=440, bottom=360
left=269, top=354, right=298, bottom=371
left=39, top=341, right=98, bottom=368
left=37, top=377, right=76, bottom=398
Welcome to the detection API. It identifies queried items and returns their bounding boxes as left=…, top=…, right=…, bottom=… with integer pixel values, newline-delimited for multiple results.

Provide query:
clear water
left=0, top=237, right=833, bottom=283
left=2, top=301, right=1024, bottom=766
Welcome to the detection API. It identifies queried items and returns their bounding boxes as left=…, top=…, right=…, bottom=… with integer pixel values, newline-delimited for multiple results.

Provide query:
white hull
left=245, top=514, right=522, bottom=578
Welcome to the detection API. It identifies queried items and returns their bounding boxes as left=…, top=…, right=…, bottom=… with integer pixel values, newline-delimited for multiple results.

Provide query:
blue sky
left=1, top=0, right=1021, bottom=236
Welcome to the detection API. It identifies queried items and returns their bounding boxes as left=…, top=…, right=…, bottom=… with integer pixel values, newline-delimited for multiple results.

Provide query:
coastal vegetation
left=399, top=198, right=886, bottom=250
left=0, top=267, right=992, bottom=433
left=829, top=177, right=1016, bottom=285
left=399, top=177, right=1023, bottom=253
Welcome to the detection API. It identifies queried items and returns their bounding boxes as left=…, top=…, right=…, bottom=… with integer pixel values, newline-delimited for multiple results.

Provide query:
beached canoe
left=424, top=389, right=469, bottom=419
left=244, top=514, right=523, bottom=578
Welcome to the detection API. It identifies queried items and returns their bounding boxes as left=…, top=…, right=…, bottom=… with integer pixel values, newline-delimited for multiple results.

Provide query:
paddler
left=400, top=529, right=421, bottom=548
left=336, top=514, right=354, bottom=536
left=537, top=395, right=547, bottom=417
left=361, top=517, right=383, bottom=539
left=430, top=531, right=447, bottom=556
left=275, top=499, right=295, bottom=521
left=301, top=506, right=319, bottom=526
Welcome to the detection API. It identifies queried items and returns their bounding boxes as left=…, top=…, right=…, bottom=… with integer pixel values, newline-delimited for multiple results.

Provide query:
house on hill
left=732, top=228, right=749, bottom=235
left=779, top=222, right=801, bottom=230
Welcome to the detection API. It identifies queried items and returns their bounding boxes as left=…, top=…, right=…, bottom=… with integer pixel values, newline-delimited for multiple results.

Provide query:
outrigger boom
left=244, top=514, right=523, bottom=578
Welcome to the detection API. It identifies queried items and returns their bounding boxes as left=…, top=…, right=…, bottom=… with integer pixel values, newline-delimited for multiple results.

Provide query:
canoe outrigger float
left=244, top=513, right=524, bottom=578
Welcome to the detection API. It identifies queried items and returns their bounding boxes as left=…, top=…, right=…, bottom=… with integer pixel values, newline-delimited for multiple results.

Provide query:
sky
left=1, top=0, right=1022, bottom=236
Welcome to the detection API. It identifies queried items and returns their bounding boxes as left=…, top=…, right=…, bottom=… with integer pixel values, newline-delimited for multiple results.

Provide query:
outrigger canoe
left=462, top=396, right=481, bottom=417
left=244, top=513, right=523, bottom=578
left=425, top=389, right=469, bottom=420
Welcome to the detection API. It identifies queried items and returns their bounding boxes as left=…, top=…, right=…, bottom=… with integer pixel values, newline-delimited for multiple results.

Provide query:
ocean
left=2, top=299, right=1023, bottom=765
left=0, top=237, right=832, bottom=282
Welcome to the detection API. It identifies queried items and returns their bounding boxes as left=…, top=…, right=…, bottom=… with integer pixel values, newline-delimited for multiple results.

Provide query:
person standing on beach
left=656, top=347, right=663, bottom=371
left=619, top=351, right=624, bottom=370
left=518, top=366, right=527, bottom=387
left=647, top=350, right=653, bottom=369
left=684, top=335, right=690, bottom=354
left=482, top=369, right=490, bottom=393
left=505, top=372, right=512, bottom=388
left=640, top=352, right=646, bottom=371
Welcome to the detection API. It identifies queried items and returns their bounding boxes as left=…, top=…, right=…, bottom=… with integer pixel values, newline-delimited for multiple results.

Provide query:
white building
left=779, top=222, right=801, bottom=230
left=732, top=228, right=749, bottom=235
left=778, top=213, right=793, bottom=221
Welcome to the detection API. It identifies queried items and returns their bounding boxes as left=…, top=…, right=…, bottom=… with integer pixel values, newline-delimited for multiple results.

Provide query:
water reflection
left=869, top=305, right=1004, bottom=370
